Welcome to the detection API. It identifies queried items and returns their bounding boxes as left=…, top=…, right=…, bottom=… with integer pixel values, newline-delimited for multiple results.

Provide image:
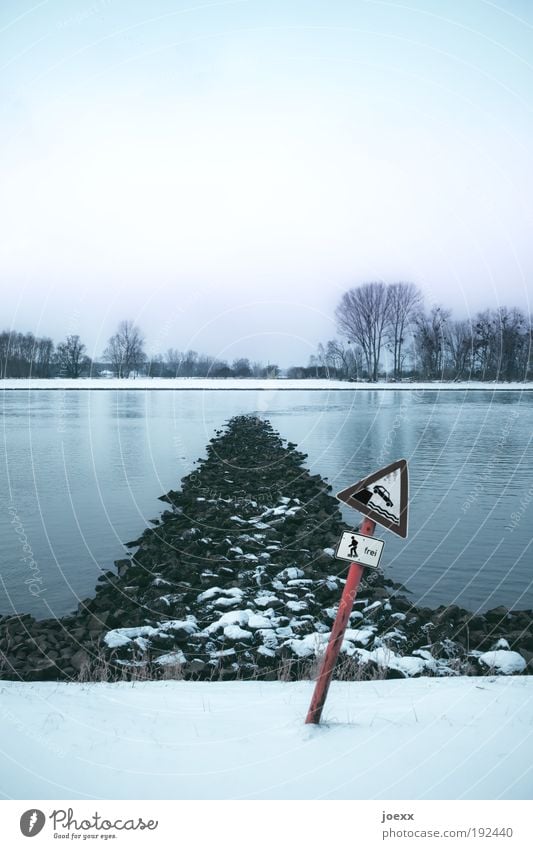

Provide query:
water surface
left=1, top=388, right=531, bottom=618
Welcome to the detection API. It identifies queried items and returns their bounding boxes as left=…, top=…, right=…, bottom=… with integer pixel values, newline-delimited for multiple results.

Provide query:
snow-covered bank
left=1, top=678, right=532, bottom=800
left=1, top=378, right=531, bottom=391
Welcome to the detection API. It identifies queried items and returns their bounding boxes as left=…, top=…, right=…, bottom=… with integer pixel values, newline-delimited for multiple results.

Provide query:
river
left=1, top=388, right=531, bottom=618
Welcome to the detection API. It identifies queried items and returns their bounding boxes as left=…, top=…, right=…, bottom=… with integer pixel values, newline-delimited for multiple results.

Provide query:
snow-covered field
left=1, top=378, right=531, bottom=391
left=1, top=677, right=532, bottom=800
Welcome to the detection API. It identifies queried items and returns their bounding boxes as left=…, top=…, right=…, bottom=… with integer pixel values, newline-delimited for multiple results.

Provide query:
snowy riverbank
left=1, top=677, right=532, bottom=800
left=1, top=378, right=532, bottom=391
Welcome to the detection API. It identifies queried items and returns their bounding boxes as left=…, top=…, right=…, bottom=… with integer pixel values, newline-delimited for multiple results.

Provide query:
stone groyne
left=1, top=416, right=531, bottom=681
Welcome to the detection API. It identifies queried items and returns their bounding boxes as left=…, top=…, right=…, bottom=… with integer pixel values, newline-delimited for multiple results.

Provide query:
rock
left=70, top=649, right=90, bottom=672
left=26, top=658, right=58, bottom=680
left=478, top=650, right=526, bottom=675
left=485, top=606, right=509, bottom=624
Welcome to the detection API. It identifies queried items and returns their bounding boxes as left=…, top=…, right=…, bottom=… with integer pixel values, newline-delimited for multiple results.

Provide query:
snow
left=104, top=619, right=198, bottom=649
left=159, top=619, right=198, bottom=635
left=257, top=646, right=276, bottom=658
left=284, top=633, right=329, bottom=658
left=247, top=613, right=273, bottom=629
left=344, top=627, right=376, bottom=646
left=203, top=612, right=246, bottom=634
left=223, top=625, right=253, bottom=641
left=286, top=600, right=308, bottom=612
left=103, top=626, right=158, bottom=648
left=154, top=650, right=186, bottom=666
left=478, top=650, right=527, bottom=675
left=212, top=596, right=242, bottom=609
left=254, top=595, right=279, bottom=608
left=2, top=377, right=531, bottom=391
left=1, top=678, right=532, bottom=800
left=197, top=587, right=244, bottom=603
left=277, top=567, right=304, bottom=580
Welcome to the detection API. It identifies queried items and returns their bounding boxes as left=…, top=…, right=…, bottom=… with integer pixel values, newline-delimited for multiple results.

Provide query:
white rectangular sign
left=335, top=530, right=385, bottom=569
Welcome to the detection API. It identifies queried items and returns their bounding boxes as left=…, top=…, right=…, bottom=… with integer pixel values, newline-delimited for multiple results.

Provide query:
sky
left=1, top=0, right=532, bottom=366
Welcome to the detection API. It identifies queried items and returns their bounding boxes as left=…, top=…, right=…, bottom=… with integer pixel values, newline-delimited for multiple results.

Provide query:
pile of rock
left=0, top=415, right=531, bottom=681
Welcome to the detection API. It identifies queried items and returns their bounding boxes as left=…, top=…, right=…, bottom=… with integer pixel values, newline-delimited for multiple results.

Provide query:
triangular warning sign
left=336, top=459, right=409, bottom=538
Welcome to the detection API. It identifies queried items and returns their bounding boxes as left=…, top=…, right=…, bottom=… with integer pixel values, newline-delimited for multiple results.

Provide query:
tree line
left=311, top=282, right=531, bottom=382
left=0, top=321, right=281, bottom=379
left=1, top=287, right=531, bottom=381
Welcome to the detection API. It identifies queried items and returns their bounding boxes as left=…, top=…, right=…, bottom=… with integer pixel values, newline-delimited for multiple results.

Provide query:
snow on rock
left=104, top=626, right=158, bottom=648
left=247, top=613, right=273, bottom=629
left=197, top=587, right=244, bottom=607
left=344, top=627, right=376, bottom=646
left=258, top=629, right=278, bottom=649
left=277, top=567, right=304, bottom=580
left=223, top=625, right=253, bottom=641
left=478, top=650, right=527, bottom=675
left=255, top=594, right=279, bottom=608
left=257, top=646, right=276, bottom=658
left=284, top=632, right=329, bottom=658
left=159, top=619, right=198, bottom=635
left=350, top=610, right=364, bottom=621
left=286, top=600, right=308, bottom=612
left=212, top=596, right=241, bottom=609
left=412, top=649, right=437, bottom=672
left=203, top=610, right=249, bottom=634
left=104, top=619, right=198, bottom=650
left=363, top=647, right=429, bottom=677
left=155, top=650, right=186, bottom=666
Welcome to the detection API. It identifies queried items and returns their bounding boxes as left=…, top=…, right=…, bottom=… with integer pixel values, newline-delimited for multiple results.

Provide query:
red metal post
left=305, top=517, right=376, bottom=724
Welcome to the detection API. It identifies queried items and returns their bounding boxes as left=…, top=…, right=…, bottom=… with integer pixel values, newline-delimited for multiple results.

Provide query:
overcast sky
left=1, top=0, right=532, bottom=366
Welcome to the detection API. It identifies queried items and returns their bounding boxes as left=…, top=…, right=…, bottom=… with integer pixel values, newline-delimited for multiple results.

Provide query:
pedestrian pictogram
left=336, top=530, right=384, bottom=569
left=336, top=459, right=409, bottom=538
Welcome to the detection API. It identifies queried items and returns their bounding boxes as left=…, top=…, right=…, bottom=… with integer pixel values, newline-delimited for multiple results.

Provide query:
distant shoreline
left=0, top=378, right=532, bottom=391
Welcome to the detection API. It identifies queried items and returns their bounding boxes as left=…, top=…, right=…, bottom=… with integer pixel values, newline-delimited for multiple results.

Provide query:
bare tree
left=165, top=348, right=182, bottom=376
left=181, top=350, right=199, bottom=377
left=494, top=306, right=527, bottom=381
left=104, top=320, right=146, bottom=378
left=232, top=358, right=252, bottom=377
left=413, top=306, right=450, bottom=378
left=445, top=319, right=474, bottom=380
left=386, top=282, right=422, bottom=378
left=55, top=335, right=90, bottom=378
left=335, top=282, right=391, bottom=381
left=0, top=330, right=54, bottom=377
left=473, top=307, right=528, bottom=381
